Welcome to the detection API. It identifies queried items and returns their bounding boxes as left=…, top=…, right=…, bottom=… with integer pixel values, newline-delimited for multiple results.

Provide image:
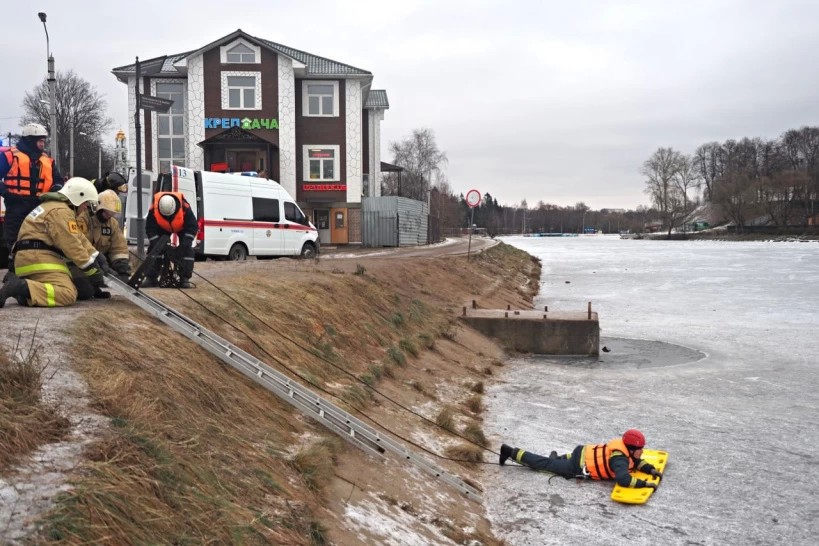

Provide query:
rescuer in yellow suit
left=0, top=177, right=109, bottom=308
left=72, top=189, right=131, bottom=299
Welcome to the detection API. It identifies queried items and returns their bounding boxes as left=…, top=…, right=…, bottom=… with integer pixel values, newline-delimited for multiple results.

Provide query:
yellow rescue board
left=611, top=449, right=668, bottom=505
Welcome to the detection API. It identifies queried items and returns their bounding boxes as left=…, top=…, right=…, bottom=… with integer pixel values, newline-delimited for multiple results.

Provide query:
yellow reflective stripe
left=16, top=262, right=70, bottom=275
left=515, top=449, right=525, bottom=464
left=84, top=268, right=99, bottom=276
left=44, top=283, right=56, bottom=307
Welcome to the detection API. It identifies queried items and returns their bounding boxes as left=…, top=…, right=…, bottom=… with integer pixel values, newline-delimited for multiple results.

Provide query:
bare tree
left=643, top=147, right=685, bottom=237
left=712, top=171, right=758, bottom=231
left=693, top=142, right=722, bottom=201
left=388, top=128, right=448, bottom=202
left=673, top=154, right=700, bottom=231
left=21, top=69, right=113, bottom=175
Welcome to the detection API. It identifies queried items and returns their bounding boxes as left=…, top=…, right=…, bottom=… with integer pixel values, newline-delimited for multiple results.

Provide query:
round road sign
left=466, top=189, right=482, bottom=208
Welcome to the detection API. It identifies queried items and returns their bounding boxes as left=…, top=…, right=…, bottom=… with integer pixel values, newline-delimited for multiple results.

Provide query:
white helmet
left=59, top=177, right=99, bottom=207
left=97, top=190, right=122, bottom=215
left=22, top=123, right=48, bottom=138
left=158, top=194, right=178, bottom=216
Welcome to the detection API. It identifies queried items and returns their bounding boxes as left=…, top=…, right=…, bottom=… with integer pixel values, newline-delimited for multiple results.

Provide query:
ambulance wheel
left=299, top=242, right=317, bottom=260
left=228, top=243, right=248, bottom=261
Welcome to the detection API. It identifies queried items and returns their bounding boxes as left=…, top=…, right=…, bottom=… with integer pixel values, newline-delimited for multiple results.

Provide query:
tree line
left=644, top=127, right=819, bottom=234
left=386, top=125, right=819, bottom=237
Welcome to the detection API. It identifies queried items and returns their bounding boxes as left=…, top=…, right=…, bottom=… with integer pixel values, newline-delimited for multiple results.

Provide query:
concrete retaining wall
left=460, top=309, right=599, bottom=356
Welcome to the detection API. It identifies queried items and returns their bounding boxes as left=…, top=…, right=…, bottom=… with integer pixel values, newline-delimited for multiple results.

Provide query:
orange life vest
left=583, top=438, right=634, bottom=480
left=3, top=148, right=55, bottom=197
left=151, top=191, right=187, bottom=233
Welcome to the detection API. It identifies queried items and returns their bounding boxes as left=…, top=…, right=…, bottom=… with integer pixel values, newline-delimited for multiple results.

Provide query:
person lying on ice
left=499, top=429, right=662, bottom=489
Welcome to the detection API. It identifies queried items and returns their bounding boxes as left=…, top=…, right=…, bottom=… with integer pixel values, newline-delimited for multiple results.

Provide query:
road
left=321, top=235, right=498, bottom=259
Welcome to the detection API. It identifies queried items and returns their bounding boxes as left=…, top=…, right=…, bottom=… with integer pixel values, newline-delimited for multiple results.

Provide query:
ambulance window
left=253, top=198, right=279, bottom=222
left=284, top=202, right=307, bottom=224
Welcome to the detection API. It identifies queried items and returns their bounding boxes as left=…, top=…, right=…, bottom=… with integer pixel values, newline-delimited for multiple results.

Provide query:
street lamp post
left=69, top=120, right=74, bottom=176
left=38, top=12, right=59, bottom=172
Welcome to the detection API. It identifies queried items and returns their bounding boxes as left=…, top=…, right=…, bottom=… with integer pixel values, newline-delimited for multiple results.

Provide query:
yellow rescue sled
left=611, top=449, right=668, bottom=505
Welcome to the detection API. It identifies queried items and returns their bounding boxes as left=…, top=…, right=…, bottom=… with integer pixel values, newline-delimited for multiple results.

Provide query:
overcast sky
left=3, top=0, right=818, bottom=209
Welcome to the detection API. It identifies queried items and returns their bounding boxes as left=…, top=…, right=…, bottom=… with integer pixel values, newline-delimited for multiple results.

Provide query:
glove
left=111, top=258, right=131, bottom=276
left=94, top=253, right=112, bottom=275
left=643, top=482, right=658, bottom=490
left=93, top=286, right=111, bottom=299
left=651, top=469, right=664, bottom=481
left=86, top=268, right=106, bottom=288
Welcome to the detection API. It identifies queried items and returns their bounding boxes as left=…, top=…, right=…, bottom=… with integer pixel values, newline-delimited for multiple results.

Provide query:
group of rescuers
left=0, top=123, right=197, bottom=309
left=4, top=125, right=665, bottom=490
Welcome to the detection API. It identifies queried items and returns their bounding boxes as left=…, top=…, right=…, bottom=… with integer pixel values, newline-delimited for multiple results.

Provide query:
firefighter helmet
left=58, top=177, right=99, bottom=207
left=21, top=123, right=48, bottom=138
left=622, top=429, right=646, bottom=449
left=97, top=190, right=122, bottom=214
left=158, top=194, right=178, bottom=216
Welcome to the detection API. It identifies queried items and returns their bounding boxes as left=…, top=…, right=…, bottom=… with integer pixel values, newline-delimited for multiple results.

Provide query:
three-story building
left=113, top=29, right=389, bottom=245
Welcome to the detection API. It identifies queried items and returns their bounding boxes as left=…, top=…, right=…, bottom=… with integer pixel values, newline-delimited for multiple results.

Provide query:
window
left=220, top=40, right=260, bottom=64
left=253, top=198, right=279, bottom=222
left=227, top=75, right=256, bottom=109
left=284, top=202, right=308, bottom=225
left=226, top=43, right=255, bottom=63
left=303, top=146, right=340, bottom=181
left=302, top=80, right=339, bottom=117
left=156, top=82, right=185, bottom=174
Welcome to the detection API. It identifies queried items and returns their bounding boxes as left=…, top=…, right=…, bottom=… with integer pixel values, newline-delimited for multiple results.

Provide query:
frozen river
left=484, top=236, right=819, bottom=545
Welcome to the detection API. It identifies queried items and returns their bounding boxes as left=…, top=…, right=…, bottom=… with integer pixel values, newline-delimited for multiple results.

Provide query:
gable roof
left=112, top=29, right=372, bottom=82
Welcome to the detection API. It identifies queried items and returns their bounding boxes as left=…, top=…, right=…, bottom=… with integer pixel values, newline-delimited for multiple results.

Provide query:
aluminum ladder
left=107, top=276, right=482, bottom=502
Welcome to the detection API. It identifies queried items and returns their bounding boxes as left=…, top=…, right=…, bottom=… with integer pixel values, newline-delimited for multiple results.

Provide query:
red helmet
left=622, top=429, right=646, bottom=449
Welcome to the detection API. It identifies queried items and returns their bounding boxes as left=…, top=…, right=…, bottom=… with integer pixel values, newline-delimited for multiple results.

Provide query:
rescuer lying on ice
left=0, top=177, right=109, bottom=308
left=499, top=429, right=662, bottom=489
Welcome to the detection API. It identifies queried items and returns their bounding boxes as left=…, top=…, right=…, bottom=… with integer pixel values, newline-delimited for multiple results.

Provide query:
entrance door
left=330, top=208, right=348, bottom=244
left=314, top=209, right=331, bottom=245
left=226, top=150, right=263, bottom=173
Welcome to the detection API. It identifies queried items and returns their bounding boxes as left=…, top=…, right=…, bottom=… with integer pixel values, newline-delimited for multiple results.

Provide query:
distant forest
left=385, top=126, right=819, bottom=236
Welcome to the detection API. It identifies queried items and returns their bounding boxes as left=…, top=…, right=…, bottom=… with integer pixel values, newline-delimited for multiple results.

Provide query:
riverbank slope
left=1, top=242, right=540, bottom=545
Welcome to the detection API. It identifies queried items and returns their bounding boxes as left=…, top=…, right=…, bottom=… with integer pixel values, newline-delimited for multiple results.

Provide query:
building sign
left=303, top=184, right=346, bottom=191
left=308, top=149, right=333, bottom=158
left=204, top=117, right=279, bottom=130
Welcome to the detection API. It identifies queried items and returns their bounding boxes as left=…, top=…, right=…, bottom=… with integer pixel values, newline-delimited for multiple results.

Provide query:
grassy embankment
left=3, top=242, right=539, bottom=544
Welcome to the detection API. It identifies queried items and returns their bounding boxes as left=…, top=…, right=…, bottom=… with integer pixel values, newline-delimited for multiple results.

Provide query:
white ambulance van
left=156, top=166, right=319, bottom=260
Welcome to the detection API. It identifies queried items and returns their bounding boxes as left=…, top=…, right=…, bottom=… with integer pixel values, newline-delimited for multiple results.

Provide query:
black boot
left=499, top=444, right=516, bottom=466
left=0, top=273, right=29, bottom=308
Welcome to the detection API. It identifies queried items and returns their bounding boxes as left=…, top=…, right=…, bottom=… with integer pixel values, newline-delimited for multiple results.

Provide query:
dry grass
left=462, top=423, right=488, bottom=447
left=0, top=334, right=70, bottom=471
left=28, top=242, right=540, bottom=544
left=291, top=438, right=342, bottom=492
left=435, top=405, right=458, bottom=433
left=444, top=443, right=484, bottom=464
left=464, top=395, right=484, bottom=415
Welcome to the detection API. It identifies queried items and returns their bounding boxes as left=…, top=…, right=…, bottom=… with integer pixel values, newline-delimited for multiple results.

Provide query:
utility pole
left=38, top=12, right=59, bottom=171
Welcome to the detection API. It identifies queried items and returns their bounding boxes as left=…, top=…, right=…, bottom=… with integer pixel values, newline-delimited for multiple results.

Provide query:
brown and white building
left=112, top=29, right=390, bottom=245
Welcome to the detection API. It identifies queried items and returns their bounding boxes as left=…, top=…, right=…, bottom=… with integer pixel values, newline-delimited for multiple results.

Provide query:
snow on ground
left=484, top=236, right=819, bottom=545
left=0, top=303, right=109, bottom=544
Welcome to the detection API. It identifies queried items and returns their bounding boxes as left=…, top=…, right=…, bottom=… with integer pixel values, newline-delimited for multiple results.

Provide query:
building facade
left=112, top=29, right=389, bottom=245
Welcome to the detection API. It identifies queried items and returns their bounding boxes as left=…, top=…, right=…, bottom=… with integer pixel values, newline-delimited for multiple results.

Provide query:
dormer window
left=227, top=43, right=255, bottom=63
left=220, top=40, right=260, bottom=64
